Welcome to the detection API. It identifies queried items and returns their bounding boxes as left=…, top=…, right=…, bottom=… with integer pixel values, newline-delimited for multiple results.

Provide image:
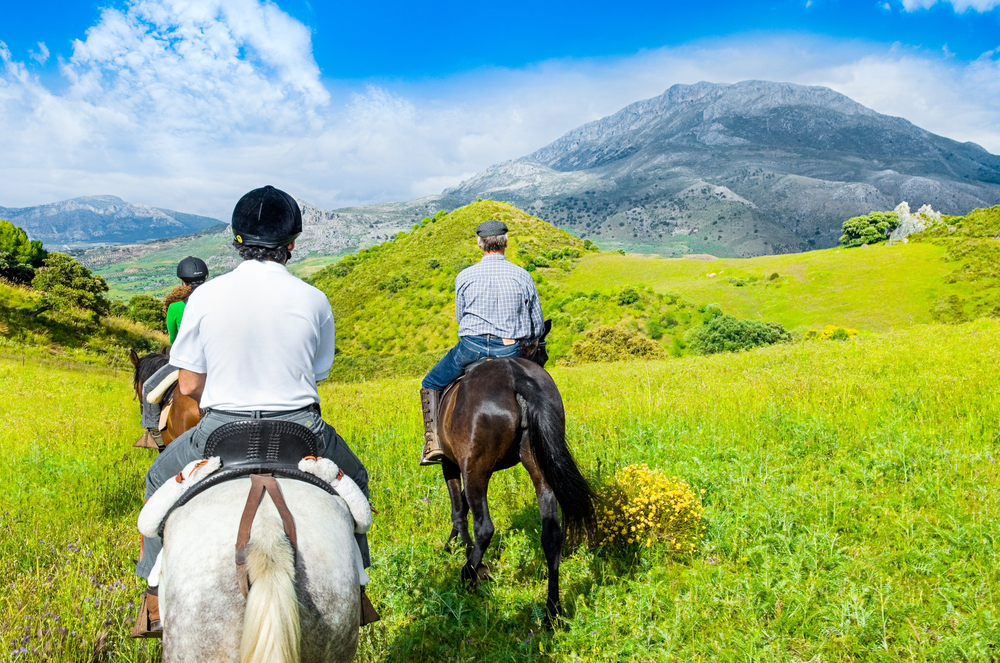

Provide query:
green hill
left=0, top=279, right=165, bottom=365
left=310, top=200, right=1000, bottom=378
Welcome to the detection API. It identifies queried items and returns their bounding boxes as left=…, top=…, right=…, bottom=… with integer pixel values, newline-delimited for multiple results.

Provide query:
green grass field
left=3, top=320, right=999, bottom=661
left=555, top=241, right=961, bottom=333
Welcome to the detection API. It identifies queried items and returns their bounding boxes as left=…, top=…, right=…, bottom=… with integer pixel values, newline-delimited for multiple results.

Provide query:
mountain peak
left=440, top=79, right=1000, bottom=257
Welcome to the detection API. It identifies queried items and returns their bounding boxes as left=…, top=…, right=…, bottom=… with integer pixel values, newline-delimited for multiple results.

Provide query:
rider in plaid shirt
left=419, top=219, right=544, bottom=465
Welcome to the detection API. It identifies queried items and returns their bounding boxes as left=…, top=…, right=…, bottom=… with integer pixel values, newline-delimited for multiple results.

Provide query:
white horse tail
left=240, top=515, right=300, bottom=663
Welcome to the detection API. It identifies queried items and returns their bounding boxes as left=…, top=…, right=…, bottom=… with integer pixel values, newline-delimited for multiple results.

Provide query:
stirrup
left=360, top=586, right=381, bottom=626
left=130, top=588, right=162, bottom=639
left=419, top=450, right=445, bottom=466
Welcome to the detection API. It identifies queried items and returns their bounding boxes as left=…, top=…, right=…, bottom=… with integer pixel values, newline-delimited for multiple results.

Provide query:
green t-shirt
left=166, top=300, right=186, bottom=343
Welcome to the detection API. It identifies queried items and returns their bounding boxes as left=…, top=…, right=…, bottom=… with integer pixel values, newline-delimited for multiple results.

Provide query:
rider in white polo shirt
left=131, top=185, right=375, bottom=637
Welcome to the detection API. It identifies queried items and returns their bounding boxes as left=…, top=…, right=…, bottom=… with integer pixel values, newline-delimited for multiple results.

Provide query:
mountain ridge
left=438, top=80, right=1000, bottom=256
left=0, top=195, right=222, bottom=249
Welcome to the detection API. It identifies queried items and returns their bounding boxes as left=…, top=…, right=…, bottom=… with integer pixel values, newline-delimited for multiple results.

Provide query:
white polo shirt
left=170, top=259, right=336, bottom=411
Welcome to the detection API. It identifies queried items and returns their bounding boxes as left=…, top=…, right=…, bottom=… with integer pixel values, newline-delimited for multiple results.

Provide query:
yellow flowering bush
left=805, top=325, right=859, bottom=341
left=595, top=464, right=705, bottom=553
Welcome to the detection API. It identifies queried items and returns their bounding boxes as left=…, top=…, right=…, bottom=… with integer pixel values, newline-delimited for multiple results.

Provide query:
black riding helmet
left=231, top=185, right=302, bottom=248
left=176, top=256, right=208, bottom=283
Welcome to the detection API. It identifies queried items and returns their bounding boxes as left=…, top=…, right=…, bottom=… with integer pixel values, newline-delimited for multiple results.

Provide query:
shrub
left=616, top=285, right=640, bottom=305
left=805, top=325, right=859, bottom=341
left=595, top=464, right=705, bottom=552
left=686, top=313, right=791, bottom=354
left=31, top=253, right=110, bottom=317
left=0, top=251, right=35, bottom=285
left=839, top=211, right=899, bottom=247
left=571, top=325, right=665, bottom=363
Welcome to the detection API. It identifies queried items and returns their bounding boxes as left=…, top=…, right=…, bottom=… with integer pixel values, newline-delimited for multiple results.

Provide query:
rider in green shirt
left=164, top=256, right=208, bottom=342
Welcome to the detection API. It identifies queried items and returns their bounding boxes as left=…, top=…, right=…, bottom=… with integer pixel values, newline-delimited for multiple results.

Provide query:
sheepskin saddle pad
left=155, top=420, right=339, bottom=537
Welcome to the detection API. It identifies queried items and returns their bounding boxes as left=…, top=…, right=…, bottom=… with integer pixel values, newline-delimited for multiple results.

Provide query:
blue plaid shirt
left=455, top=254, right=544, bottom=339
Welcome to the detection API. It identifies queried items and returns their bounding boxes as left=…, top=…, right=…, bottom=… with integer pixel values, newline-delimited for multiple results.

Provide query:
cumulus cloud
left=0, top=1, right=998, bottom=221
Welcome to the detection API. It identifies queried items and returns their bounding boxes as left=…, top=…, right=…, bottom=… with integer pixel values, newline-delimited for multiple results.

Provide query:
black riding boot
left=419, top=388, right=445, bottom=466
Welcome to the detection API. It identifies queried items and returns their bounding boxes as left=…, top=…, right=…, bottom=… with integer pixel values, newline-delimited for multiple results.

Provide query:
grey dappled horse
left=158, top=479, right=361, bottom=663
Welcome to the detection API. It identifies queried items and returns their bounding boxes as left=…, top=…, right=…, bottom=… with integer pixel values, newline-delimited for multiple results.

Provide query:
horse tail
left=240, top=515, right=300, bottom=663
left=514, top=373, right=595, bottom=546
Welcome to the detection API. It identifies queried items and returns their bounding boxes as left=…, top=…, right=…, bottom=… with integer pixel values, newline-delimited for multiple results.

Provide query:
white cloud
left=900, top=0, right=1000, bottom=11
left=0, top=4, right=998, bottom=222
left=28, top=42, right=48, bottom=65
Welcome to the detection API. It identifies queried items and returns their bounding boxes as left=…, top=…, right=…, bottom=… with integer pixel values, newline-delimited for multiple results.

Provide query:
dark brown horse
left=129, top=349, right=201, bottom=450
left=436, top=322, right=594, bottom=620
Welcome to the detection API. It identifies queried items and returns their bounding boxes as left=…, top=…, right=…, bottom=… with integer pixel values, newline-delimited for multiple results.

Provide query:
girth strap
left=235, top=474, right=297, bottom=598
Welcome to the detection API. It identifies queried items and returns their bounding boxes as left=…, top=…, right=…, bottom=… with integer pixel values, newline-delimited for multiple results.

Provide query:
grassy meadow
left=3, top=320, right=999, bottom=661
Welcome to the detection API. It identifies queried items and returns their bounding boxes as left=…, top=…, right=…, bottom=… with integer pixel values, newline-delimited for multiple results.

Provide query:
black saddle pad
left=204, top=419, right=319, bottom=470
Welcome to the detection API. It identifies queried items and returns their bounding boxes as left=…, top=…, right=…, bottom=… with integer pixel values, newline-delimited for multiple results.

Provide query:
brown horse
left=436, top=323, right=594, bottom=620
left=129, top=349, right=201, bottom=450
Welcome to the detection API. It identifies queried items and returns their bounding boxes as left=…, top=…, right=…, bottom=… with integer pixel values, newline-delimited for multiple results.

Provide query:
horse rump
left=513, top=371, right=595, bottom=548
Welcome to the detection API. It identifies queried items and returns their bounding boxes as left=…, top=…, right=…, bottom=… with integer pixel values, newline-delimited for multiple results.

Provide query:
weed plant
left=2, top=320, right=1000, bottom=660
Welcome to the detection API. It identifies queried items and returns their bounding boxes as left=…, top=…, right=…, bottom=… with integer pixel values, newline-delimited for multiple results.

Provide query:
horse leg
left=442, top=459, right=471, bottom=553
left=521, top=444, right=563, bottom=624
left=461, top=470, right=494, bottom=587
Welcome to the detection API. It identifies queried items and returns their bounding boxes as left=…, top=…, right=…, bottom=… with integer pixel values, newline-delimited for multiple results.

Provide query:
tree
left=32, top=253, right=110, bottom=316
left=839, top=211, right=899, bottom=247
left=126, top=294, right=166, bottom=329
left=0, top=220, right=46, bottom=267
left=0, top=251, right=35, bottom=285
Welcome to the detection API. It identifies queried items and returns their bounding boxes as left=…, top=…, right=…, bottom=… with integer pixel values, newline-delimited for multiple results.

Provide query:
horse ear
left=129, top=349, right=140, bottom=368
left=543, top=319, right=552, bottom=338
left=161, top=345, right=171, bottom=357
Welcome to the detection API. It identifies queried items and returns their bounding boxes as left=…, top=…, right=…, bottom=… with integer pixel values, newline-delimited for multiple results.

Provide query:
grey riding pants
left=135, top=406, right=370, bottom=581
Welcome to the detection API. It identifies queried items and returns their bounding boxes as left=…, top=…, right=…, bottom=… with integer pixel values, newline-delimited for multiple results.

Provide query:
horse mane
left=134, top=352, right=170, bottom=394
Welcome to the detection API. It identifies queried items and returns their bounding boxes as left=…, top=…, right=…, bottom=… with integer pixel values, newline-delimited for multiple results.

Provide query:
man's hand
left=178, top=369, right=207, bottom=404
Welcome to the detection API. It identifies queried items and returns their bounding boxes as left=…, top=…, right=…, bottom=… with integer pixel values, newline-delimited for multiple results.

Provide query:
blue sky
left=1, top=0, right=998, bottom=218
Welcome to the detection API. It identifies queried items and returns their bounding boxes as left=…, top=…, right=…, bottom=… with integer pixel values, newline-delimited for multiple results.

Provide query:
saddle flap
left=204, top=420, right=319, bottom=469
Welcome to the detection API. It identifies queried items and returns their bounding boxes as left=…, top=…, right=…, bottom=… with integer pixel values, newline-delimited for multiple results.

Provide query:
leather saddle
left=156, top=420, right=338, bottom=537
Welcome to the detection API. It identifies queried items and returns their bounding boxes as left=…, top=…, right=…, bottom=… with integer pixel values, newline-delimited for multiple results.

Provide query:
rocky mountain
left=436, top=80, right=1000, bottom=256
left=0, top=195, right=222, bottom=249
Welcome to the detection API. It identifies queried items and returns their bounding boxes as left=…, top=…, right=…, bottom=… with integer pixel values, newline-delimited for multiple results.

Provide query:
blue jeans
left=136, top=406, right=369, bottom=580
left=422, top=335, right=522, bottom=391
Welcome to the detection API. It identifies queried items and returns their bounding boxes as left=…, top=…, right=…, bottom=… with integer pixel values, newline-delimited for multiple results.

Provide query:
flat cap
left=476, top=220, right=508, bottom=237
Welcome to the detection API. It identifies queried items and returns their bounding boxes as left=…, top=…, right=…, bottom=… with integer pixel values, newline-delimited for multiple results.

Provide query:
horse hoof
left=474, top=563, right=493, bottom=582
left=461, top=565, right=480, bottom=588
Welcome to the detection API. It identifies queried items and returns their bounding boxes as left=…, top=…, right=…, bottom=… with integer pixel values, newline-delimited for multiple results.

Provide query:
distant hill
left=436, top=81, right=1000, bottom=257
left=0, top=195, right=222, bottom=249
left=307, top=200, right=1000, bottom=379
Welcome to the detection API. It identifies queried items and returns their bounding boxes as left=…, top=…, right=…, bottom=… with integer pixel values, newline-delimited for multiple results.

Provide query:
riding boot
left=360, top=586, right=381, bottom=626
left=419, top=388, right=445, bottom=466
left=130, top=586, right=162, bottom=639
